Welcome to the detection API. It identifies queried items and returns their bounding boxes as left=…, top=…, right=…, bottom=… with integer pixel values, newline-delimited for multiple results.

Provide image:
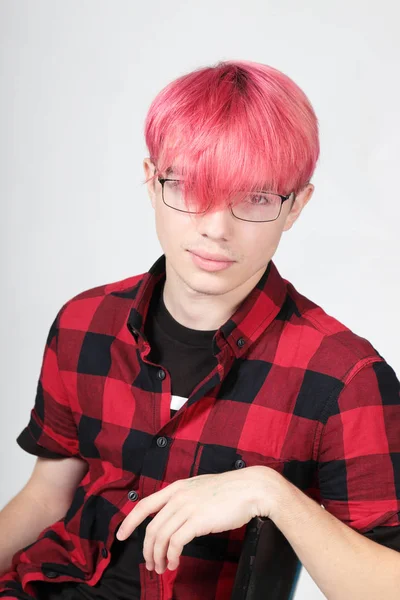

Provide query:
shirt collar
left=127, top=253, right=287, bottom=359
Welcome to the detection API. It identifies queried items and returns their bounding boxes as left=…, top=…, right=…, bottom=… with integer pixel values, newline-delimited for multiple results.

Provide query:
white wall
left=1, top=1, right=399, bottom=598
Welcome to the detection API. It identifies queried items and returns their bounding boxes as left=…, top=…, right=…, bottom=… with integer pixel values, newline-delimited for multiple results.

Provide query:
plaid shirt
left=1, top=253, right=399, bottom=600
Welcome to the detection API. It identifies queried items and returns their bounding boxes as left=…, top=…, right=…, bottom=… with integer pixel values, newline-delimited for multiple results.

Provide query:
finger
left=147, top=510, right=190, bottom=573
left=166, top=518, right=200, bottom=570
left=117, top=494, right=167, bottom=540
left=143, top=503, right=181, bottom=568
left=117, top=481, right=182, bottom=540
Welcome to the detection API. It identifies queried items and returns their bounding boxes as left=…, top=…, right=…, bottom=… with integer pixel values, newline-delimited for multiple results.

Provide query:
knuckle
left=169, top=534, right=181, bottom=548
left=146, top=523, right=156, bottom=536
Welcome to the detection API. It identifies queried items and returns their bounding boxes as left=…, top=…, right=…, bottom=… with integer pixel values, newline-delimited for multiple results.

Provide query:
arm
left=0, top=306, right=85, bottom=598
left=261, top=358, right=400, bottom=600
left=264, top=471, right=400, bottom=600
left=0, top=455, right=88, bottom=576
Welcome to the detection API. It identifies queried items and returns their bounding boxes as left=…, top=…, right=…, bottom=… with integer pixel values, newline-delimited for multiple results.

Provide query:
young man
left=0, top=60, right=399, bottom=600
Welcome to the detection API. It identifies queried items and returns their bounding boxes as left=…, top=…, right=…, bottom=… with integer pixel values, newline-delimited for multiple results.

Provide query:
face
left=143, top=158, right=314, bottom=298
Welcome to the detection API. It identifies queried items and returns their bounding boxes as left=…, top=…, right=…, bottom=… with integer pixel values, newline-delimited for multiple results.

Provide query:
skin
left=142, top=157, right=314, bottom=332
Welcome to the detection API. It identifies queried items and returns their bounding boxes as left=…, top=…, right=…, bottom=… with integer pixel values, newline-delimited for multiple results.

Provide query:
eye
left=247, top=193, right=273, bottom=205
left=168, top=180, right=182, bottom=188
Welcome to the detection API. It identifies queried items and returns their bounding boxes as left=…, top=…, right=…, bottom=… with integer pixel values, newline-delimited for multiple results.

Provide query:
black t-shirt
left=31, top=278, right=400, bottom=599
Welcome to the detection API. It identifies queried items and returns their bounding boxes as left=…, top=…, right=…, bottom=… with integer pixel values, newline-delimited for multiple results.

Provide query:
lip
left=188, top=250, right=235, bottom=272
left=189, top=249, right=234, bottom=262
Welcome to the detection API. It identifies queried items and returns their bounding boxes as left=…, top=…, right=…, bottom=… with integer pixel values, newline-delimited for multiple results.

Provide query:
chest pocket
left=192, top=443, right=287, bottom=477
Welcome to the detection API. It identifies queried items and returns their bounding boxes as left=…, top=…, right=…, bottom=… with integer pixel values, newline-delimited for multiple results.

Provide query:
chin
left=192, top=272, right=240, bottom=294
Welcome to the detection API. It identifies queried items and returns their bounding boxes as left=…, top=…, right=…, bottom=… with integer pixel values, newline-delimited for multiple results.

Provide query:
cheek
left=244, top=224, right=283, bottom=258
left=154, top=204, right=187, bottom=250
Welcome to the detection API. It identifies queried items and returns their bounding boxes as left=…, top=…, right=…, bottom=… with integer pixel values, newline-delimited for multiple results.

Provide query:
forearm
left=0, top=487, right=69, bottom=576
left=262, top=470, right=400, bottom=600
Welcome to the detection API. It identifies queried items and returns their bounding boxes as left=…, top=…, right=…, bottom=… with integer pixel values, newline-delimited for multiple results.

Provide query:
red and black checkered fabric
left=0, top=253, right=399, bottom=599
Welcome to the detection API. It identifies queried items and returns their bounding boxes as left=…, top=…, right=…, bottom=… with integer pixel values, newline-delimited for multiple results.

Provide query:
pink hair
left=143, top=59, right=320, bottom=212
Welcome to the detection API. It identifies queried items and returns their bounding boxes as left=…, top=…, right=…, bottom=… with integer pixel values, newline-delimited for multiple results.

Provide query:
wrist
left=254, top=465, right=296, bottom=522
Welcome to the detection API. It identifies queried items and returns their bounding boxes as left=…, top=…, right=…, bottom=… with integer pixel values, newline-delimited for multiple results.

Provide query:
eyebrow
left=165, top=165, right=184, bottom=177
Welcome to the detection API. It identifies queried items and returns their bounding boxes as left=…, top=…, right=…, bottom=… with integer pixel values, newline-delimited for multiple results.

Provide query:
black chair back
left=230, top=517, right=301, bottom=600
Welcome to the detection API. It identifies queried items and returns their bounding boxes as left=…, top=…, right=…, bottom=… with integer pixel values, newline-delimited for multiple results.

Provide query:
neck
left=162, top=257, right=267, bottom=331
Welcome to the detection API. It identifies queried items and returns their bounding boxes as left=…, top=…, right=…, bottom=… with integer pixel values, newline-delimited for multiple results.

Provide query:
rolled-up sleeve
left=16, top=308, right=80, bottom=459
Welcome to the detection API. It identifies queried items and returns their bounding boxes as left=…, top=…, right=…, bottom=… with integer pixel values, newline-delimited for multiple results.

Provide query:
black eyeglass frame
left=157, top=177, right=295, bottom=223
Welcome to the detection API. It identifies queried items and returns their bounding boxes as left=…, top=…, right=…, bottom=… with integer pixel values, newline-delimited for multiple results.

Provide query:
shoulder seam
left=342, top=356, right=385, bottom=386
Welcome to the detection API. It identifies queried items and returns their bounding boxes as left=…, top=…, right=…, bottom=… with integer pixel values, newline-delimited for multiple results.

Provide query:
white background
left=1, top=1, right=399, bottom=598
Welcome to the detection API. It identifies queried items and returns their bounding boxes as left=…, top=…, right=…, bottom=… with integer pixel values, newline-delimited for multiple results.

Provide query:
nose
left=190, top=205, right=234, bottom=241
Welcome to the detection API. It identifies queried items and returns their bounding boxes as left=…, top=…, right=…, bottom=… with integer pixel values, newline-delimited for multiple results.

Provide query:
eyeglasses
left=157, top=177, right=295, bottom=223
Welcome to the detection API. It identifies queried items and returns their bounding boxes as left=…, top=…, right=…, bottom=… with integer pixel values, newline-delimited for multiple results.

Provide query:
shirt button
left=156, top=436, right=168, bottom=448
left=128, top=490, right=138, bottom=502
left=43, top=570, right=59, bottom=579
left=234, top=459, right=246, bottom=469
left=157, top=369, right=166, bottom=380
left=237, top=338, right=245, bottom=348
left=101, top=547, right=108, bottom=558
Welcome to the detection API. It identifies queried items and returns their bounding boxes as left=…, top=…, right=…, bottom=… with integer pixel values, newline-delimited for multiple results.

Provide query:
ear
left=143, top=158, right=157, bottom=210
left=282, top=183, right=314, bottom=232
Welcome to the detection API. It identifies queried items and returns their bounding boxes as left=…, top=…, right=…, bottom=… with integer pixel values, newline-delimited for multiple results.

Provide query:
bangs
left=143, top=59, right=320, bottom=212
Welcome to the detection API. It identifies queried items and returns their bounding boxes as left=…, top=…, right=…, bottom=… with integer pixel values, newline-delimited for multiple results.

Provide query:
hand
left=116, top=465, right=278, bottom=574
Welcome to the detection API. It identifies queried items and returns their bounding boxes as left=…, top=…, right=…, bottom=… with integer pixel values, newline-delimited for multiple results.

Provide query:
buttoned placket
left=119, top=276, right=260, bottom=598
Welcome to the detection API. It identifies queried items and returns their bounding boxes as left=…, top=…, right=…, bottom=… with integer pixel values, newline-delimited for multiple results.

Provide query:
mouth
left=187, top=250, right=235, bottom=272
left=189, top=249, right=234, bottom=262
